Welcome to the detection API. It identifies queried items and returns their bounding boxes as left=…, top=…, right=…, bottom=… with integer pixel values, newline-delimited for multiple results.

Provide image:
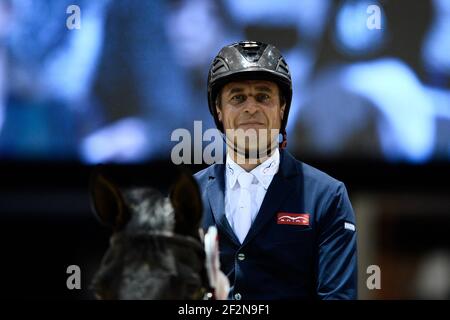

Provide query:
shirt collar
left=225, top=148, right=280, bottom=190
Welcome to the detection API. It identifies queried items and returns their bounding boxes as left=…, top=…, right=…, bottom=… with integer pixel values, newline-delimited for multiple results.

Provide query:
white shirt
left=225, top=148, right=280, bottom=244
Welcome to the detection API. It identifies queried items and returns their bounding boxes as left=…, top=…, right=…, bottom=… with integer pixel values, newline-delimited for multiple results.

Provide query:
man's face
left=216, top=80, right=285, bottom=158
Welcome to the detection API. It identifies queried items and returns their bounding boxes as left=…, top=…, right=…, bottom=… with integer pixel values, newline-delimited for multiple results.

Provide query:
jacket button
left=237, top=253, right=245, bottom=261
left=234, top=293, right=242, bottom=300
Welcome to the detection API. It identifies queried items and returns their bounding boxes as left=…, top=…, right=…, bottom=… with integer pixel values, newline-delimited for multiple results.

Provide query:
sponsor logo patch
left=277, top=213, right=310, bottom=226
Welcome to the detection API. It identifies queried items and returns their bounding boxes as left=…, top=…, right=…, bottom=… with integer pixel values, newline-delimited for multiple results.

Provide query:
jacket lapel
left=242, top=150, right=299, bottom=246
left=206, top=164, right=241, bottom=246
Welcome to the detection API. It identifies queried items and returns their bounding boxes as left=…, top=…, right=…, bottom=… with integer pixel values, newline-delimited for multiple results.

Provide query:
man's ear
left=280, top=104, right=286, bottom=120
left=89, top=167, right=130, bottom=231
left=169, top=170, right=203, bottom=239
left=216, top=105, right=222, bottom=122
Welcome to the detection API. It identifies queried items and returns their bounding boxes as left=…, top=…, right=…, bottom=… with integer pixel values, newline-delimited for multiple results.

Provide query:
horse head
left=89, top=167, right=212, bottom=300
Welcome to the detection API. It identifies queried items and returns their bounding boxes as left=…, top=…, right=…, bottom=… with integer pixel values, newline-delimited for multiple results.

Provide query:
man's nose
left=242, top=97, right=259, bottom=114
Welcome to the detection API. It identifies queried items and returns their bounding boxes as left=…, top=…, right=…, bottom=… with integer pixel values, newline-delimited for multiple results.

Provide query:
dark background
left=1, top=158, right=449, bottom=299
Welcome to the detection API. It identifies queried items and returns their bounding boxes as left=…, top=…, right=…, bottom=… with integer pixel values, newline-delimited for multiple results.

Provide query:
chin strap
left=279, top=130, right=287, bottom=150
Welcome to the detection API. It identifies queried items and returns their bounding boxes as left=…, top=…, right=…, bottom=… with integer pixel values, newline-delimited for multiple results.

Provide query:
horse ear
left=169, top=170, right=203, bottom=238
left=89, top=167, right=130, bottom=231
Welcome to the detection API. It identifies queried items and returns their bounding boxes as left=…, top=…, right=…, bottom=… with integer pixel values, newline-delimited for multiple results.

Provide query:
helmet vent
left=277, top=58, right=290, bottom=76
left=237, top=41, right=267, bottom=63
left=211, top=58, right=228, bottom=76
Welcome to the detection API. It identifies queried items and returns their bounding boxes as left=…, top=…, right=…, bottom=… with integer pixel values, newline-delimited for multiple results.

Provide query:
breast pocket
left=268, top=223, right=314, bottom=245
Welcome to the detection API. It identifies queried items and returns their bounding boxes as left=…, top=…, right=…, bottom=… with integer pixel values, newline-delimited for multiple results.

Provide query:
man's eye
left=256, top=94, right=270, bottom=102
left=231, top=95, right=245, bottom=103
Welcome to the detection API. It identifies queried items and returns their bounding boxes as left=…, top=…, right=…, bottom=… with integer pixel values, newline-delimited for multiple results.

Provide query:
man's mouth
left=238, top=122, right=265, bottom=128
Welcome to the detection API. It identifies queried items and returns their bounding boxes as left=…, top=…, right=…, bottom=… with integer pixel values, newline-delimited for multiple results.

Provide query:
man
left=194, top=41, right=357, bottom=299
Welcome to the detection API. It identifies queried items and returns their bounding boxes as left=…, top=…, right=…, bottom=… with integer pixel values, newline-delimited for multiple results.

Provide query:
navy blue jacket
left=194, top=149, right=357, bottom=300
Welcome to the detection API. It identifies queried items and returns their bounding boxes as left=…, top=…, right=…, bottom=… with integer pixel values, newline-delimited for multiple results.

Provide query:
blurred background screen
left=0, top=0, right=449, bottom=300
left=0, top=0, right=449, bottom=164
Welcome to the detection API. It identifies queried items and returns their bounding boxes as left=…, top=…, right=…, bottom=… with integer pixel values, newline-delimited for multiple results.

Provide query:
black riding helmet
left=207, top=41, right=292, bottom=147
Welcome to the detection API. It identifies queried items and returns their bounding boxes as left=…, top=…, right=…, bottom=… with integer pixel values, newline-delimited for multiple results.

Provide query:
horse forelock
left=123, top=188, right=175, bottom=235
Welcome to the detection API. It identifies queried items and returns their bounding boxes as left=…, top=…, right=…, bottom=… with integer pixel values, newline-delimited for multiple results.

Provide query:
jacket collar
left=226, top=148, right=280, bottom=190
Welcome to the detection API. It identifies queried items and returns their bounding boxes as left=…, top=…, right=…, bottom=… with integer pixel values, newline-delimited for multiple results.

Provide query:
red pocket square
left=277, top=212, right=310, bottom=226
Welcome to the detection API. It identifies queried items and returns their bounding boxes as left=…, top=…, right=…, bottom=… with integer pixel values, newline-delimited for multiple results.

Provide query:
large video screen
left=0, top=0, right=449, bottom=164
